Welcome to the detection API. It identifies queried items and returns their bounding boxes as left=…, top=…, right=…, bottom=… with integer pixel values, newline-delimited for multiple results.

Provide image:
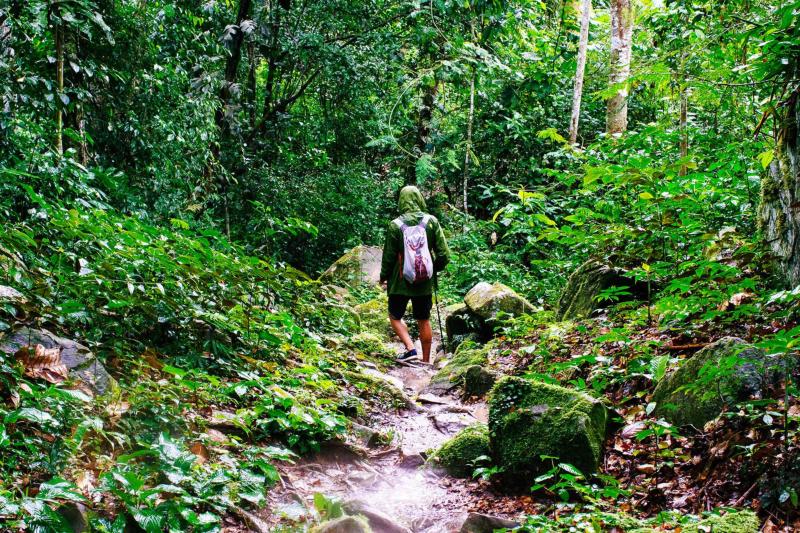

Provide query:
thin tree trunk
left=55, top=17, right=64, bottom=155
left=606, top=0, right=632, bottom=135
left=679, top=85, right=688, bottom=175
left=569, top=0, right=591, bottom=145
left=463, top=65, right=475, bottom=215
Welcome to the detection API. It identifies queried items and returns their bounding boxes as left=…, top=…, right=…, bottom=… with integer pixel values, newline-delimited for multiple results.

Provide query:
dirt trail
left=266, top=341, right=492, bottom=532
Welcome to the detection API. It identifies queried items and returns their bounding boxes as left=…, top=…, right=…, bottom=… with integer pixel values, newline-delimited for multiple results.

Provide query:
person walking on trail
left=379, top=186, right=450, bottom=364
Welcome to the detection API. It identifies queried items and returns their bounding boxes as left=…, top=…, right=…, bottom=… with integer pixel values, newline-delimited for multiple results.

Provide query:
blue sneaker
left=396, top=349, right=418, bottom=363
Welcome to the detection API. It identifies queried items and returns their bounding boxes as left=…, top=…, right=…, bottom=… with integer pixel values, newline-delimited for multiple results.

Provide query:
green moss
left=682, top=511, right=760, bottom=533
left=428, top=341, right=492, bottom=393
left=464, top=281, right=534, bottom=321
left=432, top=424, right=490, bottom=477
left=462, top=365, right=497, bottom=398
left=652, top=337, right=769, bottom=428
left=354, top=296, right=391, bottom=339
left=341, top=369, right=408, bottom=409
left=345, top=332, right=393, bottom=360
left=488, top=376, right=608, bottom=482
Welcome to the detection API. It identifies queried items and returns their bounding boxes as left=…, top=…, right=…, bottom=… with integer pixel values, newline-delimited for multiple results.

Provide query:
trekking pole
left=433, top=270, right=448, bottom=356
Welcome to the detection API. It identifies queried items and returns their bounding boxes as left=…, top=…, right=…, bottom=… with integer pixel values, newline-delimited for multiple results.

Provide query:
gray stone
left=556, top=260, right=647, bottom=320
left=459, top=513, right=519, bottom=533
left=342, top=500, right=411, bottom=533
left=0, top=285, right=26, bottom=304
left=652, top=337, right=784, bottom=428
left=0, top=327, right=115, bottom=394
left=313, top=516, right=372, bottom=533
left=464, top=282, right=534, bottom=322
left=319, top=245, right=383, bottom=287
left=462, top=365, right=497, bottom=398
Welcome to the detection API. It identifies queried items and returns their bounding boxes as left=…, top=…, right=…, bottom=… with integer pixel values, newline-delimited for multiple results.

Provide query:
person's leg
left=417, top=319, right=433, bottom=363
left=388, top=294, right=415, bottom=353
left=390, top=318, right=415, bottom=351
left=411, top=294, right=434, bottom=363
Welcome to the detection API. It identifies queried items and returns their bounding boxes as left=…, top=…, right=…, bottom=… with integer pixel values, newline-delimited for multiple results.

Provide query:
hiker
left=379, top=185, right=450, bottom=364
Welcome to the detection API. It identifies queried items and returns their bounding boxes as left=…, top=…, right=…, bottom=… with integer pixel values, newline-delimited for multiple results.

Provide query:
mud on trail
left=264, top=341, right=510, bottom=532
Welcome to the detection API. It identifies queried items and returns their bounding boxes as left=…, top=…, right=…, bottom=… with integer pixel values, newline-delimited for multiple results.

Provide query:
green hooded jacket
left=379, top=186, right=450, bottom=296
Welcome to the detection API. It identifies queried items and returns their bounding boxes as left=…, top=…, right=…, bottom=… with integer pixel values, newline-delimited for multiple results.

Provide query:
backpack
left=394, top=214, right=434, bottom=284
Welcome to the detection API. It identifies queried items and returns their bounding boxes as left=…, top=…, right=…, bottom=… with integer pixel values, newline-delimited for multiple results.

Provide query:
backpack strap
left=418, top=214, right=431, bottom=228
left=392, top=217, right=407, bottom=231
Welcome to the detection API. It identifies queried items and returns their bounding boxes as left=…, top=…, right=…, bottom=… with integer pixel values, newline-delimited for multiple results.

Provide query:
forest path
left=265, top=339, right=493, bottom=532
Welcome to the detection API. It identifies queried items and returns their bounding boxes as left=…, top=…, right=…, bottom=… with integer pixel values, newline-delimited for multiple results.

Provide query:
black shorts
left=388, top=294, right=433, bottom=321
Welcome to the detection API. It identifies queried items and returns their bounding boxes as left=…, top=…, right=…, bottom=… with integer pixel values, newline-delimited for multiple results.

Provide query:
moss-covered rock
left=488, top=376, right=608, bottom=483
left=464, top=282, right=534, bottom=321
left=345, top=332, right=394, bottom=359
left=319, top=245, right=383, bottom=287
left=312, top=515, right=372, bottom=533
left=556, top=259, right=645, bottom=320
left=462, top=365, right=497, bottom=398
left=681, top=511, right=760, bottom=533
left=445, top=303, right=490, bottom=350
left=426, top=342, right=492, bottom=395
left=354, top=297, right=392, bottom=339
left=653, top=337, right=780, bottom=428
left=432, top=424, right=490, bottom=477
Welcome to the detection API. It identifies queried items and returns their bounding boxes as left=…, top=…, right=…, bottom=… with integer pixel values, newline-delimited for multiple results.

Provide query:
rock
left=489, top=376, right=608, bottom=483
left=432, top=424, right=490, bottom=477
left=429, top=411, right=474, bottom=434
left=342, top=500, right=411, bottom=533
left=681, top=511, right=759, bottom=533
left=354, top=297, right=392, bottom=339
left=426, top=342, right=492, bottom=395
left=652, top=337, right=782, bottom=428
left=398, top=450, right=425, bottom=469
left=361, top=367, right=405, bottom=393
left=341, top=369, right=413, bottom=410
left=417, top=393, right=449, bottom=405
left=555, top=259, right=647, bottom=321
left=0, top=327, right=115, bottom=395
left=464, top=282, right=534, bottom=322
left=445, top=303, right=487, bottom=350
left=0, top=285, right=26, bottom=305
left=462, top=365, right=497, bottom=398
left=56, top=503, right=89, bottom=533
left=319, top=245, right=383, bottom=287
left=459, top=513, right=519, bottom=533
left=313, top=516, right=372, bottom=533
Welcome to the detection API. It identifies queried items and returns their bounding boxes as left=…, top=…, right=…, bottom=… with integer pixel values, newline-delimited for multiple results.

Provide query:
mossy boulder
left=652, top=337, right=780, bottom=428
left=488, top=376, right=608, bottom=483
left=445, top=303, right=490, bottom=350
left=464, top=282, right=534, bottom=322
left=313, top=516, right=372, bottom=533
left=426, top=342, right=492, bottom=395
left=345, top=332, right=393, bottom=359
left=319, top=245, right=383, bottom=287
left=556, top=259, right=646, bottom=320
left=462, top=365, right=497, bottom=398
left=432, top=424, right=490, bottom=477
left=354, top=297, right=392, bottom=339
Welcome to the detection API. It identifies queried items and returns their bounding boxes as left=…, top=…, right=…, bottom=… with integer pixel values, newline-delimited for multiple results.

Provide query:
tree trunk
left=408, top=76, right=440, bottom=184
left=569, top=0, right=591, bottom=145
left=54, top=14, right=64, bottom=155
left=463, top=66, right=475, bottom=215
left=216, top=0, right=253, bottom=134
left=679, top=85, right=688, bottom=175
left=606, top=0, right=632, bottom=135
left=760, top=87, right=800, bottom=286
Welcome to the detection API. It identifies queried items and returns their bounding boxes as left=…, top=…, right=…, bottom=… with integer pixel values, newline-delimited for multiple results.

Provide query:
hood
left=398, top=185, right=427, bottom=215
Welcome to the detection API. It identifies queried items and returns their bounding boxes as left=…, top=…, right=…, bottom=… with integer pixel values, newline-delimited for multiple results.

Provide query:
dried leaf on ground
left=16, top=344, right=68, bottom=384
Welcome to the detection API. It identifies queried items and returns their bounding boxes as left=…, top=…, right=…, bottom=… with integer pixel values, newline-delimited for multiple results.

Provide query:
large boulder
left=354, top=297, right=392, bottom=339
left=652, top=337, right=781, bottom=428
left=319, top=245, right=383, bottom=287
left=464, top=282, right=534, bottom=322
left=313, top=516, right=372, bottom=533
left=0, top=327, right=115, bottom=395
left=426, top=342, right=492, bottom=395
left=445, top=303, right=490, bottom=350
left=432, top=424, right=490, bottom=477
left=556, top=260, right=646, bottom=321
left=489, top=376, right=608, bottom=483
left=459, top=513, right=519, bottom=533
